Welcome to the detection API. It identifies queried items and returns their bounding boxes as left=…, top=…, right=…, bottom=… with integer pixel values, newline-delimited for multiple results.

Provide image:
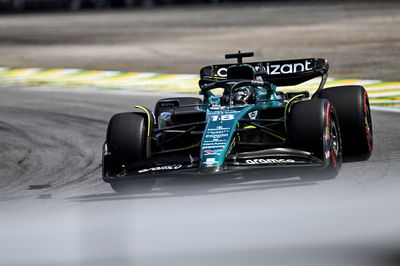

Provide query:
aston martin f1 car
left=102, top=51, right=373, bottom=193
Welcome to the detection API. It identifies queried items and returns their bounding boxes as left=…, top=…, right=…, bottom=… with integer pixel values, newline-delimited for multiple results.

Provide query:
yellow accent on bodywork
left=242, top=125, right=285, bottom=141
left=284, top=94, right=306, bottom=134
left=261, top=129, right=286, bottom=141
left=134, top=105, right=152, bottom=136
left=226, top=137, right=236, bottom=158
left=203, top=76, right=226, bottom=80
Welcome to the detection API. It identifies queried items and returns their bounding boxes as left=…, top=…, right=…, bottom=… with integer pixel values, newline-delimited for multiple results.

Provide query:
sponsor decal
left=204, top=146, right=223, bottom=149
left=248, top=111, right=258, bottom=120
left=160, top=102, right=175, bottom=107
left=209, top=110, right=240, bottom=115
left=264, top=60, right=313, bottom=75
left=204, top=130, right=227, bottom=135
left=207, top=128, right=230, bottom=133
left=214, top=60, right=313, bottom=78
left=204, top=158, right=216, bottom=165
left=245, top=158, right=296, bottom=164
left=210, top=98, right=220, bottom=106
left=204, top=149, right=220, bottom=155
left=202, top=145, right=225, bottom=149
left=203, top=140, right=226, bottom=144
left=205, top=133, right=229, bottom=139
left=205, top=128, right=229, bottom=135
left=138, top=164, right=182, bottom=173
left=159, top=100, right=179, bottom=108
left=216, top=67, right=228, bottom=78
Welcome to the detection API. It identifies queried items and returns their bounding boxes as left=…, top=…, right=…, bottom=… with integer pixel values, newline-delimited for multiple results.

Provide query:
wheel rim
left=323, top=106, right=341, bottom=169
left=330, top=118, right=340, bottom=157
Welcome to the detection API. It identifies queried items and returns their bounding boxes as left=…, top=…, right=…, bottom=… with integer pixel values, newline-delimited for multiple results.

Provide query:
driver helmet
left=231, top=86, right=255, bottom=105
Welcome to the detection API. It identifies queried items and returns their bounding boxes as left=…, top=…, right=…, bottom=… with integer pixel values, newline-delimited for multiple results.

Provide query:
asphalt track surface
left=1, top=85, right=400, bottom=266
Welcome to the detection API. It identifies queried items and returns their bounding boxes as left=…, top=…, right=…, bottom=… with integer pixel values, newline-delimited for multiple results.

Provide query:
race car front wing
left=103, top=147, right=323, bottom=182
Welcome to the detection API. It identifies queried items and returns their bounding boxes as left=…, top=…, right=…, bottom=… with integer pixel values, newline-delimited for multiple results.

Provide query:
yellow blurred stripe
left=103, top=72, right=141, bottom=80
left=1, top=67, right=400, bottom=107
left=74, top=70, right=104, bottom=76
left=325, top=79, right=362, bottom=86
left=36, top=69, right=64, bottom=75
left=151, top=74, right=181, bottom=81
left=367, top=89, right=400, bottom=95
left=1, top=68, right=40, bottom=76
left=364, top=82, right=400, bottom=89
left=370, top=97, right=400, bottom=101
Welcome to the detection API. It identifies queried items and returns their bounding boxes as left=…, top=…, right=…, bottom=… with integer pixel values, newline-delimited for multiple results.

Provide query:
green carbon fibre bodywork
left=200, top=84, right=284, bottom=169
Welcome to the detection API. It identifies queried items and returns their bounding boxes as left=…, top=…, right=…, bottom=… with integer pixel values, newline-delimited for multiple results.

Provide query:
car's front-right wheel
left=288, top=98, right=342, bottom=180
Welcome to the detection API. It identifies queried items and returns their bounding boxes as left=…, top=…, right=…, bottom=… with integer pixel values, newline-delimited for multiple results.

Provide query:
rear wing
left=200, top=58, right=329, bottom=89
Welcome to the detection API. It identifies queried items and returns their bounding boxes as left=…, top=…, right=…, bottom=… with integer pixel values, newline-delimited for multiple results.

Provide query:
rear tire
left=316, top=86, right=373, bottom=161
left=288, top=99, right=342, bottom=180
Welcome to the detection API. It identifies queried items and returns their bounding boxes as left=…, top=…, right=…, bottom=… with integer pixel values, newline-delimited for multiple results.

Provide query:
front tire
left=288, top=99, right=342, bottom=180
left=103, top=112, right=153, bottom=193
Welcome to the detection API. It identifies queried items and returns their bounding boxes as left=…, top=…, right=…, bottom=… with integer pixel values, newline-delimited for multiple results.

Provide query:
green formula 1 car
left=102, top=51, right=373, bottom=193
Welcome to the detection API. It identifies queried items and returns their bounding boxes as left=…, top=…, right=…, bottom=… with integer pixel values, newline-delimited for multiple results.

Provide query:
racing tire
left=154, top=97, right=202, bottom=118
left=316, top=86, right=373, bottom=161
left=288, top=99, right=342, bottom=180
left=103, top=112, right=154, bottom=193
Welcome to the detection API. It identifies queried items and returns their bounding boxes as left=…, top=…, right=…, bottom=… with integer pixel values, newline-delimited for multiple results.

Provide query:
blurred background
left=0, top=0, right=399, bottom=80
left=1, top=0, right=265, bottom=11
